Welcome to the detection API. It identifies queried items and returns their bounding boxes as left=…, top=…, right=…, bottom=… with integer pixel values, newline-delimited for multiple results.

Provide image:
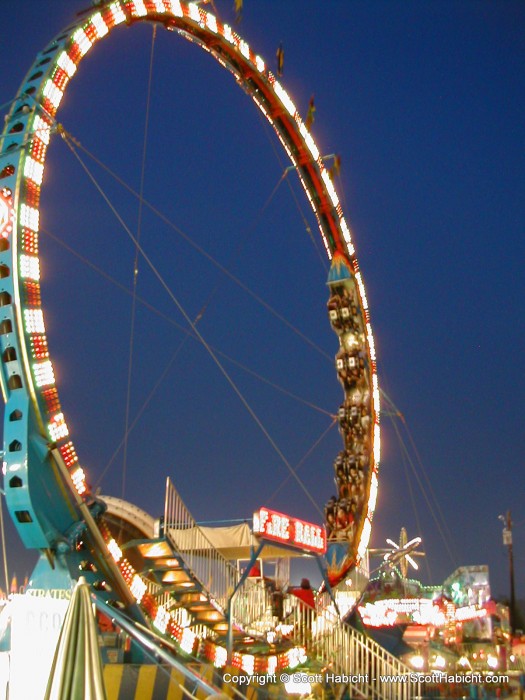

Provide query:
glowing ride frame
left=0, top=0, right=380, bottom=672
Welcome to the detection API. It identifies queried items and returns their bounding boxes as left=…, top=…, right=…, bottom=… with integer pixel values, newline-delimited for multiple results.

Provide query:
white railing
left=164, top=478, right=273, bottom=632
left=286, top=599, right=421, bottom=700
left=164, top=479, right=420, bottom=698
left=231, top=582, right=276, bottom=637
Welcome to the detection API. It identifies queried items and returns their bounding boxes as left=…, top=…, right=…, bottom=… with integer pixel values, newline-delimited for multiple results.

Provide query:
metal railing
left=164, top=478, right=274, bottom=633
left=164, top=478, right=420, bottom=699
left=286, top=599, right=421, bottom=700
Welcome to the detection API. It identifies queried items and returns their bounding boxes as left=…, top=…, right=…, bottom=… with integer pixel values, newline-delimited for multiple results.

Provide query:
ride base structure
left=0, top=2, right=418, bottom=698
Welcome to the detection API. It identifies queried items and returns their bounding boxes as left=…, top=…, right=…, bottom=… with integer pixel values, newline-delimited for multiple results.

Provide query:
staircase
left=142, top=479, right=421, bottom=699
left=285, top=596, right=421, bottom=699
left=160, top=478, right=275, bottom=637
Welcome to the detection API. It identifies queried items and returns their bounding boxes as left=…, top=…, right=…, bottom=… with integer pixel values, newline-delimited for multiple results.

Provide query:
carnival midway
left=0, top=1, right=523, bottom=699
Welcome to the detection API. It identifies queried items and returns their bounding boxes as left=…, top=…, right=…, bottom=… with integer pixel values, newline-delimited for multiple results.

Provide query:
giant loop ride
left=0, top=1, right=395, bottom=693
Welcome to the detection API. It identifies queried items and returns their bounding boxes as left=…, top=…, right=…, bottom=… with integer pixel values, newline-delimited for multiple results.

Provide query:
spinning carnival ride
left=0, top=0, right=380, bottom=666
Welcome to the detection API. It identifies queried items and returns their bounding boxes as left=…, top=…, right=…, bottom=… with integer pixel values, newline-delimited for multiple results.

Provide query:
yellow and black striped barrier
left=103, top=664, right=288, bottom=700
left=103, top=665, right=213, bottom=700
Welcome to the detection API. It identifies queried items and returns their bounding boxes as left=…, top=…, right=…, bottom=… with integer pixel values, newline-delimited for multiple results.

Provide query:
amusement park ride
left=0, top=2, right=429, bottom=698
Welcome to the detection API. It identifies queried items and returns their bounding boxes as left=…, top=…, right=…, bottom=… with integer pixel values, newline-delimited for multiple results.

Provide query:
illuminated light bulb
left=57, top=51, right=77, bottom=78
left=43, top=80, right=64, bottom=110
left=304, top=131, right=320, bottom=161
left=213, top=645, right=227, bottom=668
left=411, top=655, right=425, bottom=670
left=297, top=121, right=320, bottom=161
left=355, top=271, right=369, bottom=310
left=48, top=413, right=69, bottom=441
left=154, top=605, right=168, bottom=634
left=255, top=55, right=265, bottom=73
left=432, top=654, right=447, bottom=668
left=273, top=82, right=296, bottom=117
left=131, top=574, right=147, bottom=603
left=321, top=169, right=340, bottom=207
left=131, top=0, right=148, bottom=17
left=241, top=654, right=254, bottom=674
left=286, top=646, right=306, bottom=669
left=358, top=518, right=373, bottom=560
left=180, top=628, right=196, bottom=654
left=206, top=12, right=217, bottom=33
left=267, top=656, right=277, bottom=675
left=59, top=441, right=78, bottom=467
left=108, top=1, right=127, bottom=24
left=286, top=648, right=299, bottom=669
left=24, top=308, right=45, bottom=334
left=20, top=254, right=40, bottom=280
left=222, top=24, right=234, bottom=44
left=71, top=467, right=86, bottom=495
left=33, top=360, right=55, bottom=387
left=284, top=677, right=311, bottom=695
left=373, top=424, right=381, bottom=466
left=368, top=472, right=378, bottom=513
left=252, top=95, right=268, bottom=118
left=71, top=28, right=92, bottom=57
left=366, top=323, right=376, bottom=361
left=340, top=218, right=355, bottom=255
left=239, top=40, right=250, bottom=60
left=166, top=0, right=183, bottom=17
left=107, top=538, right=122, bottom=563
left=23, top=157, right=44, bottom=186
left=91, top=12, right=109, bottom=38
left=372, top=373, right=380, bottom=411
left=19, top=204, right=39, bottom=232
left=188, top=3, right=200, bottom=22
left=33, top=115, right=51, bottom=145
left=275, top=131, right=293, bottom=160
left=152, top=0, right=166, bottom=12
left=30, top=335, right=49, bottom=360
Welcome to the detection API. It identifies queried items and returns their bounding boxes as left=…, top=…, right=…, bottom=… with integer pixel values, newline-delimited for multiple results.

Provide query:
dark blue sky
left=1, top=1, right=524, bottom=601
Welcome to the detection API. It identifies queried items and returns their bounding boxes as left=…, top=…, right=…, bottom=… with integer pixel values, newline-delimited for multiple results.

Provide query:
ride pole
left=227, top=541, right=265, bottom=664
left=499, top=510, right=516, bottom=636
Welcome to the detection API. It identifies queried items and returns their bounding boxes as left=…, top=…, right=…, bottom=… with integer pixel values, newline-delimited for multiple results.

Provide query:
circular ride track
left=0, top=0, right=379, bottom=611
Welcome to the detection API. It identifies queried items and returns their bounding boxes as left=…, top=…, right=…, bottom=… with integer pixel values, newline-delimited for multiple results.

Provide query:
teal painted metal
left=0, top=24, right=80, bottom=551
left=0, top=1, right=379, bottom=617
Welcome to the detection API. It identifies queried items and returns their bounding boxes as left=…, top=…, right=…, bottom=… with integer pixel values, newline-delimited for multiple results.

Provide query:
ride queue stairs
left=283, top=595, right=422, bottom=700
left=123, top=477, right=421, bottom=699
left=123, top=477, right=275, bottom=642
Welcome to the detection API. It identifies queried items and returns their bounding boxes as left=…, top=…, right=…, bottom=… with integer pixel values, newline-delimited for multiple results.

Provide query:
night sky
left=1, top=1, right=524, bottom=603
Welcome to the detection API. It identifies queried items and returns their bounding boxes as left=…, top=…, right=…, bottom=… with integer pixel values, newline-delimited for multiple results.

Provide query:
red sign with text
left=253, top=507, right=327, bottom=555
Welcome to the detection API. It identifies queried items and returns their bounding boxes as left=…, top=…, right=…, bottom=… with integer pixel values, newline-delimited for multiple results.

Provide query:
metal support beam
left=227, top=540, right=265, bottom=663
left=315, top=554, right=341, bottom=618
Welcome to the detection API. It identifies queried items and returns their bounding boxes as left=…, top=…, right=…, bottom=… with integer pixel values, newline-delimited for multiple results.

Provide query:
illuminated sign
left=358, top=598, right=447, bottom=628
left=253, top=507, right=326, bottom=555
left=455, top=605, right=488, bottom=622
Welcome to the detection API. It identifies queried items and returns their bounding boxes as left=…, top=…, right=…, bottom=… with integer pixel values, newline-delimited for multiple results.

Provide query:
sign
left=8, top=593, right=70, bottom=700
left=253, top=507, right=326, bottom=555
left=503, top=528, right=512, bottom=546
